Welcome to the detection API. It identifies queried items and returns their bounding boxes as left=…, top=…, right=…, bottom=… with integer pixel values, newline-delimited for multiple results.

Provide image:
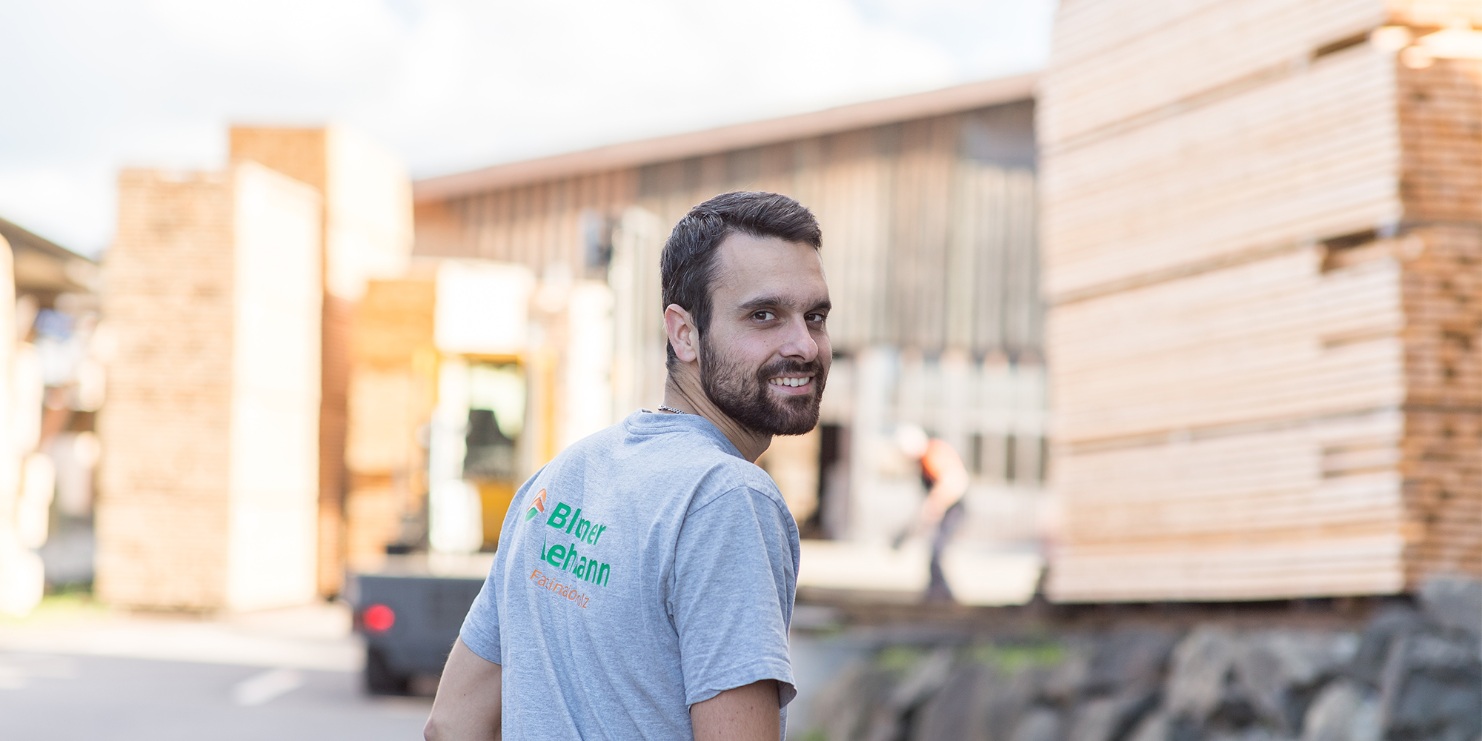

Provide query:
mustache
left=757, top=359, right=825, bottom=379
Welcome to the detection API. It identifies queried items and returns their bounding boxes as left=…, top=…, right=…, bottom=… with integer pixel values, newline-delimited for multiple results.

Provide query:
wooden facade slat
left=415, top=105, right=1040, bottom=360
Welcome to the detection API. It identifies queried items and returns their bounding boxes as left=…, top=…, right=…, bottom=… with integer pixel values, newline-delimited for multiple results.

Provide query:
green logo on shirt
left=533, top=500, right=612, bottom=589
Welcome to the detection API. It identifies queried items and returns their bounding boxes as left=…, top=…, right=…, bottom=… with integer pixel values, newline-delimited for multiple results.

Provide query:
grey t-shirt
left=459, top=410, right=801, bottom=740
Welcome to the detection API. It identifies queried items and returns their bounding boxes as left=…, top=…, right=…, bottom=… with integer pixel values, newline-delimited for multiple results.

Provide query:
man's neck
left=661, top=374, right=771, bottom=463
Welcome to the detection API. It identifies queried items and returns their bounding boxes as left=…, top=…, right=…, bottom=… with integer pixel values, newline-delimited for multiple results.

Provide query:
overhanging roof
left=0, top=216, right=95, bottom=295
left=414, top=73, right=1038, bottom=203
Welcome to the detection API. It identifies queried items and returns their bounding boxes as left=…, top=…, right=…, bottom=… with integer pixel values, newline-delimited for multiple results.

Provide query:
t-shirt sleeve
left=458, top=572, right=502, bottom=665
left=670, top=485, right=798, bottom=709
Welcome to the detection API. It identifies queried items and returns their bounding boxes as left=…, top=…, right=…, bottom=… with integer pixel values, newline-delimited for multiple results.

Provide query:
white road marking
left=231, top=667, right=304, bottom=706
left=0, top=654, right=76, bottom=690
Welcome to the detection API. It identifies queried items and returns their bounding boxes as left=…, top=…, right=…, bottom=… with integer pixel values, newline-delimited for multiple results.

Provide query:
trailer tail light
left=362, top=604, right=396, bottom=633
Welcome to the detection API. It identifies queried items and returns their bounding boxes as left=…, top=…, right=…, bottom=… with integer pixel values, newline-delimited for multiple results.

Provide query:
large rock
left=808, top=657, right=902, bottom=741
left=1166, top=627, right=1247, bottom=725
left=1205, top=730, right=1293, bottom=741
left=1039, top=640, right=1094, bottom=706
left=1301, top=680, right=1380, bottom=741
left=1418, top=577, right=1482, bottom=638
left=1009, top=708, right=1063, bottom=741
left=863, top=646, right=955, bottom=741
left=1386, top=670, right=1482, bottom=741
left=1352, top=605, right=1426, bottom=687
left=1086, top=627, right=1179, bottom=695
left=1233, top=631, right=1358, bottom=733
left=1068, top=687, right=1160, bottom=741
left=909, top=662, right=996, bottom=741
left=1126, top=712, right=1172, bottom=741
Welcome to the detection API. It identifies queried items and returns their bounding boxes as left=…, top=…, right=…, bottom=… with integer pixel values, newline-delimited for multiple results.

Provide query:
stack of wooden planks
left=229, top=126, right=414, bottom=595
left=343, top=278, right=437, bottom=567
left=97, top=164, right=323, bottom=611
left=1041, top=0, right=1482, bottom=601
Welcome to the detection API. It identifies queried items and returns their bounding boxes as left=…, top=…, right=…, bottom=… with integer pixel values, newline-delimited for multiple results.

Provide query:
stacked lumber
left=1042, top=0, right=1482, bottom=601
left=229, top=126, right=414, bottom=595
left=343, top=278, right=437, bottom=567
left=97, top=163, right=321, bottom=611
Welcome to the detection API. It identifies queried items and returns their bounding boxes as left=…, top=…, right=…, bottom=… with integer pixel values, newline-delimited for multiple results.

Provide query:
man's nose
left=779, top=316, right=819, bottom=361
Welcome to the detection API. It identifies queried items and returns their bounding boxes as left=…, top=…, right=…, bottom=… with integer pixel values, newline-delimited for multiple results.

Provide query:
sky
left=0, top=0, right=1056, bottom=258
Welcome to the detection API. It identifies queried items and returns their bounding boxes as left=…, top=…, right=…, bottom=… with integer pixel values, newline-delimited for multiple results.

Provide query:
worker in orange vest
left=893, top=424, right=969, bottom=604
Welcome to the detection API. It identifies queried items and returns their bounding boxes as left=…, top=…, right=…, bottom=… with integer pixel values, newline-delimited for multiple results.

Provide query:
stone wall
left=800, top=579, right=1480, bottom=741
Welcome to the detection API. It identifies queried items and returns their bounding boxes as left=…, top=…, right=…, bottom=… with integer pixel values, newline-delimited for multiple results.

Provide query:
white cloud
left=0, top=0, right=1053, bottom=258
left=0, top=167, right=115, bottom=255
left=140, top=0, right=408, bottom=80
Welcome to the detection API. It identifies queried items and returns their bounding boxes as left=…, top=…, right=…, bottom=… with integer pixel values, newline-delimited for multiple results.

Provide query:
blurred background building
left=0, top=217, right=101, bottom=616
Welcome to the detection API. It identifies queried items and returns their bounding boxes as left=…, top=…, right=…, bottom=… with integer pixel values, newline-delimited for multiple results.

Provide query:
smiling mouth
left=769, top=376, right=812, bottom=388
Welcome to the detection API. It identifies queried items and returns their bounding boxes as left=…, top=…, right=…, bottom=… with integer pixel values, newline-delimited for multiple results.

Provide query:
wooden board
left=1049, top=245, right=1406, bottom=442
left=1043, top=0, right=1386, bottom=147
left=1042, top=46, right=1402, bottom=301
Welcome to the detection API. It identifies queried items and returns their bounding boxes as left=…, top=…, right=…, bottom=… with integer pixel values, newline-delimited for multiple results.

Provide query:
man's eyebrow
left=737, top=296, right=831, bottom=313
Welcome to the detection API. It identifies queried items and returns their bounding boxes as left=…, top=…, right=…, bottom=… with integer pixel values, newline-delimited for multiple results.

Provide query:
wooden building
left=0, top=220, right=97, bottom=615
left=1040, top=0, right=1482, bottom=601
left=412, top=76, right=1049, bottom=596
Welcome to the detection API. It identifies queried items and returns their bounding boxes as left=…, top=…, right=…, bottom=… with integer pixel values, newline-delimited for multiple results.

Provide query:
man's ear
left=664, top=304, right=699, bottom=363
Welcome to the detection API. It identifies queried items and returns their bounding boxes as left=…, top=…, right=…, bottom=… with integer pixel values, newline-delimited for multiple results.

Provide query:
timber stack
left=343, top=277, right=437, bottom=565
left=98, top=164, right=323, bottom=611
left=1039, top=0, right=1482, bottom=600
left=228, top=127, right=414, bottom=596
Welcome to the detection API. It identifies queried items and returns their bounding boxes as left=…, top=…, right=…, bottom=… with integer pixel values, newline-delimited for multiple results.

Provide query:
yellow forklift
left=345, top=261, right=559, bottom=693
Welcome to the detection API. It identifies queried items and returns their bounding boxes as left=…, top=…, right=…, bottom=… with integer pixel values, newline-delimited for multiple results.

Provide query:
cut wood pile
left=343, top=278, right=437, bottom=566
left=97, top=164, right=322, bottom=611
left=1040, top=0, right=1482, bottom=601
left=228, top=126, right=414, bottom=595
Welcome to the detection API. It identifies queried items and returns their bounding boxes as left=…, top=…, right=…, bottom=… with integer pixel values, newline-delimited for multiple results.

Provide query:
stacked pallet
left=229, top=126, right=413, bottom=595
left=97, top=164, right=322, bottom=611
left=343, top=278, right=437, bottom=567
left=1042, top=0, right=1482, bottom=600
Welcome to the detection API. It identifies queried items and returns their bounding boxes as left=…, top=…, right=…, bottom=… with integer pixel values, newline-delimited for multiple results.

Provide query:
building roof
left=414, top=73, right=1038, bottom=203
left=0, top=215, right=96, bottom=296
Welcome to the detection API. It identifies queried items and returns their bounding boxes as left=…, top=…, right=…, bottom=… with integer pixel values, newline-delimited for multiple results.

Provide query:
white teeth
left=771, top=377, right=808, bottom=387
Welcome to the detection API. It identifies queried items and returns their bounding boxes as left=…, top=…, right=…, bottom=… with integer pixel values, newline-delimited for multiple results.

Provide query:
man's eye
left=807, top=313, right=827, bottom=324
left=752, top=311, right=776, bottom=321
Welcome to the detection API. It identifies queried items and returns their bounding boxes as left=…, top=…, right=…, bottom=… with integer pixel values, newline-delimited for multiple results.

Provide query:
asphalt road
left=0, top=601, right=433, bottom=741
left=0, top=651, right=432, bottom=740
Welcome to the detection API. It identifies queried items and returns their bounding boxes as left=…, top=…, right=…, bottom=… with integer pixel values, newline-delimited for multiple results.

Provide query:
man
left=893, top=424, right=969, bottom=604
left=425, top=191, right=830, bottom=740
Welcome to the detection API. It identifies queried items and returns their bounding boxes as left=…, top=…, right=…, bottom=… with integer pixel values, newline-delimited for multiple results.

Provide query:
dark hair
left=660, top=191, right=822, bottom=365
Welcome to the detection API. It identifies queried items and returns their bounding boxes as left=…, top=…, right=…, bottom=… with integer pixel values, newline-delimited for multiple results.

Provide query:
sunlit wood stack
left=228, top=127, right=414, bottom=595
left=343, top=277, right=437, bottom=566
left=1040, top=0, right=1482, bottom=600
left=97, top=164, right=322, bottom=611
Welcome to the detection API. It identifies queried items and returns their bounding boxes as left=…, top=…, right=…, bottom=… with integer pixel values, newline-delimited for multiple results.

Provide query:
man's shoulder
left=684, top=454, right=786, bottom=515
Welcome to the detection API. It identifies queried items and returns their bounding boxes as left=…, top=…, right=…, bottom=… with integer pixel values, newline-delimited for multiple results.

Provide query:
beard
left=699, top=335, right=827, bottom=436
